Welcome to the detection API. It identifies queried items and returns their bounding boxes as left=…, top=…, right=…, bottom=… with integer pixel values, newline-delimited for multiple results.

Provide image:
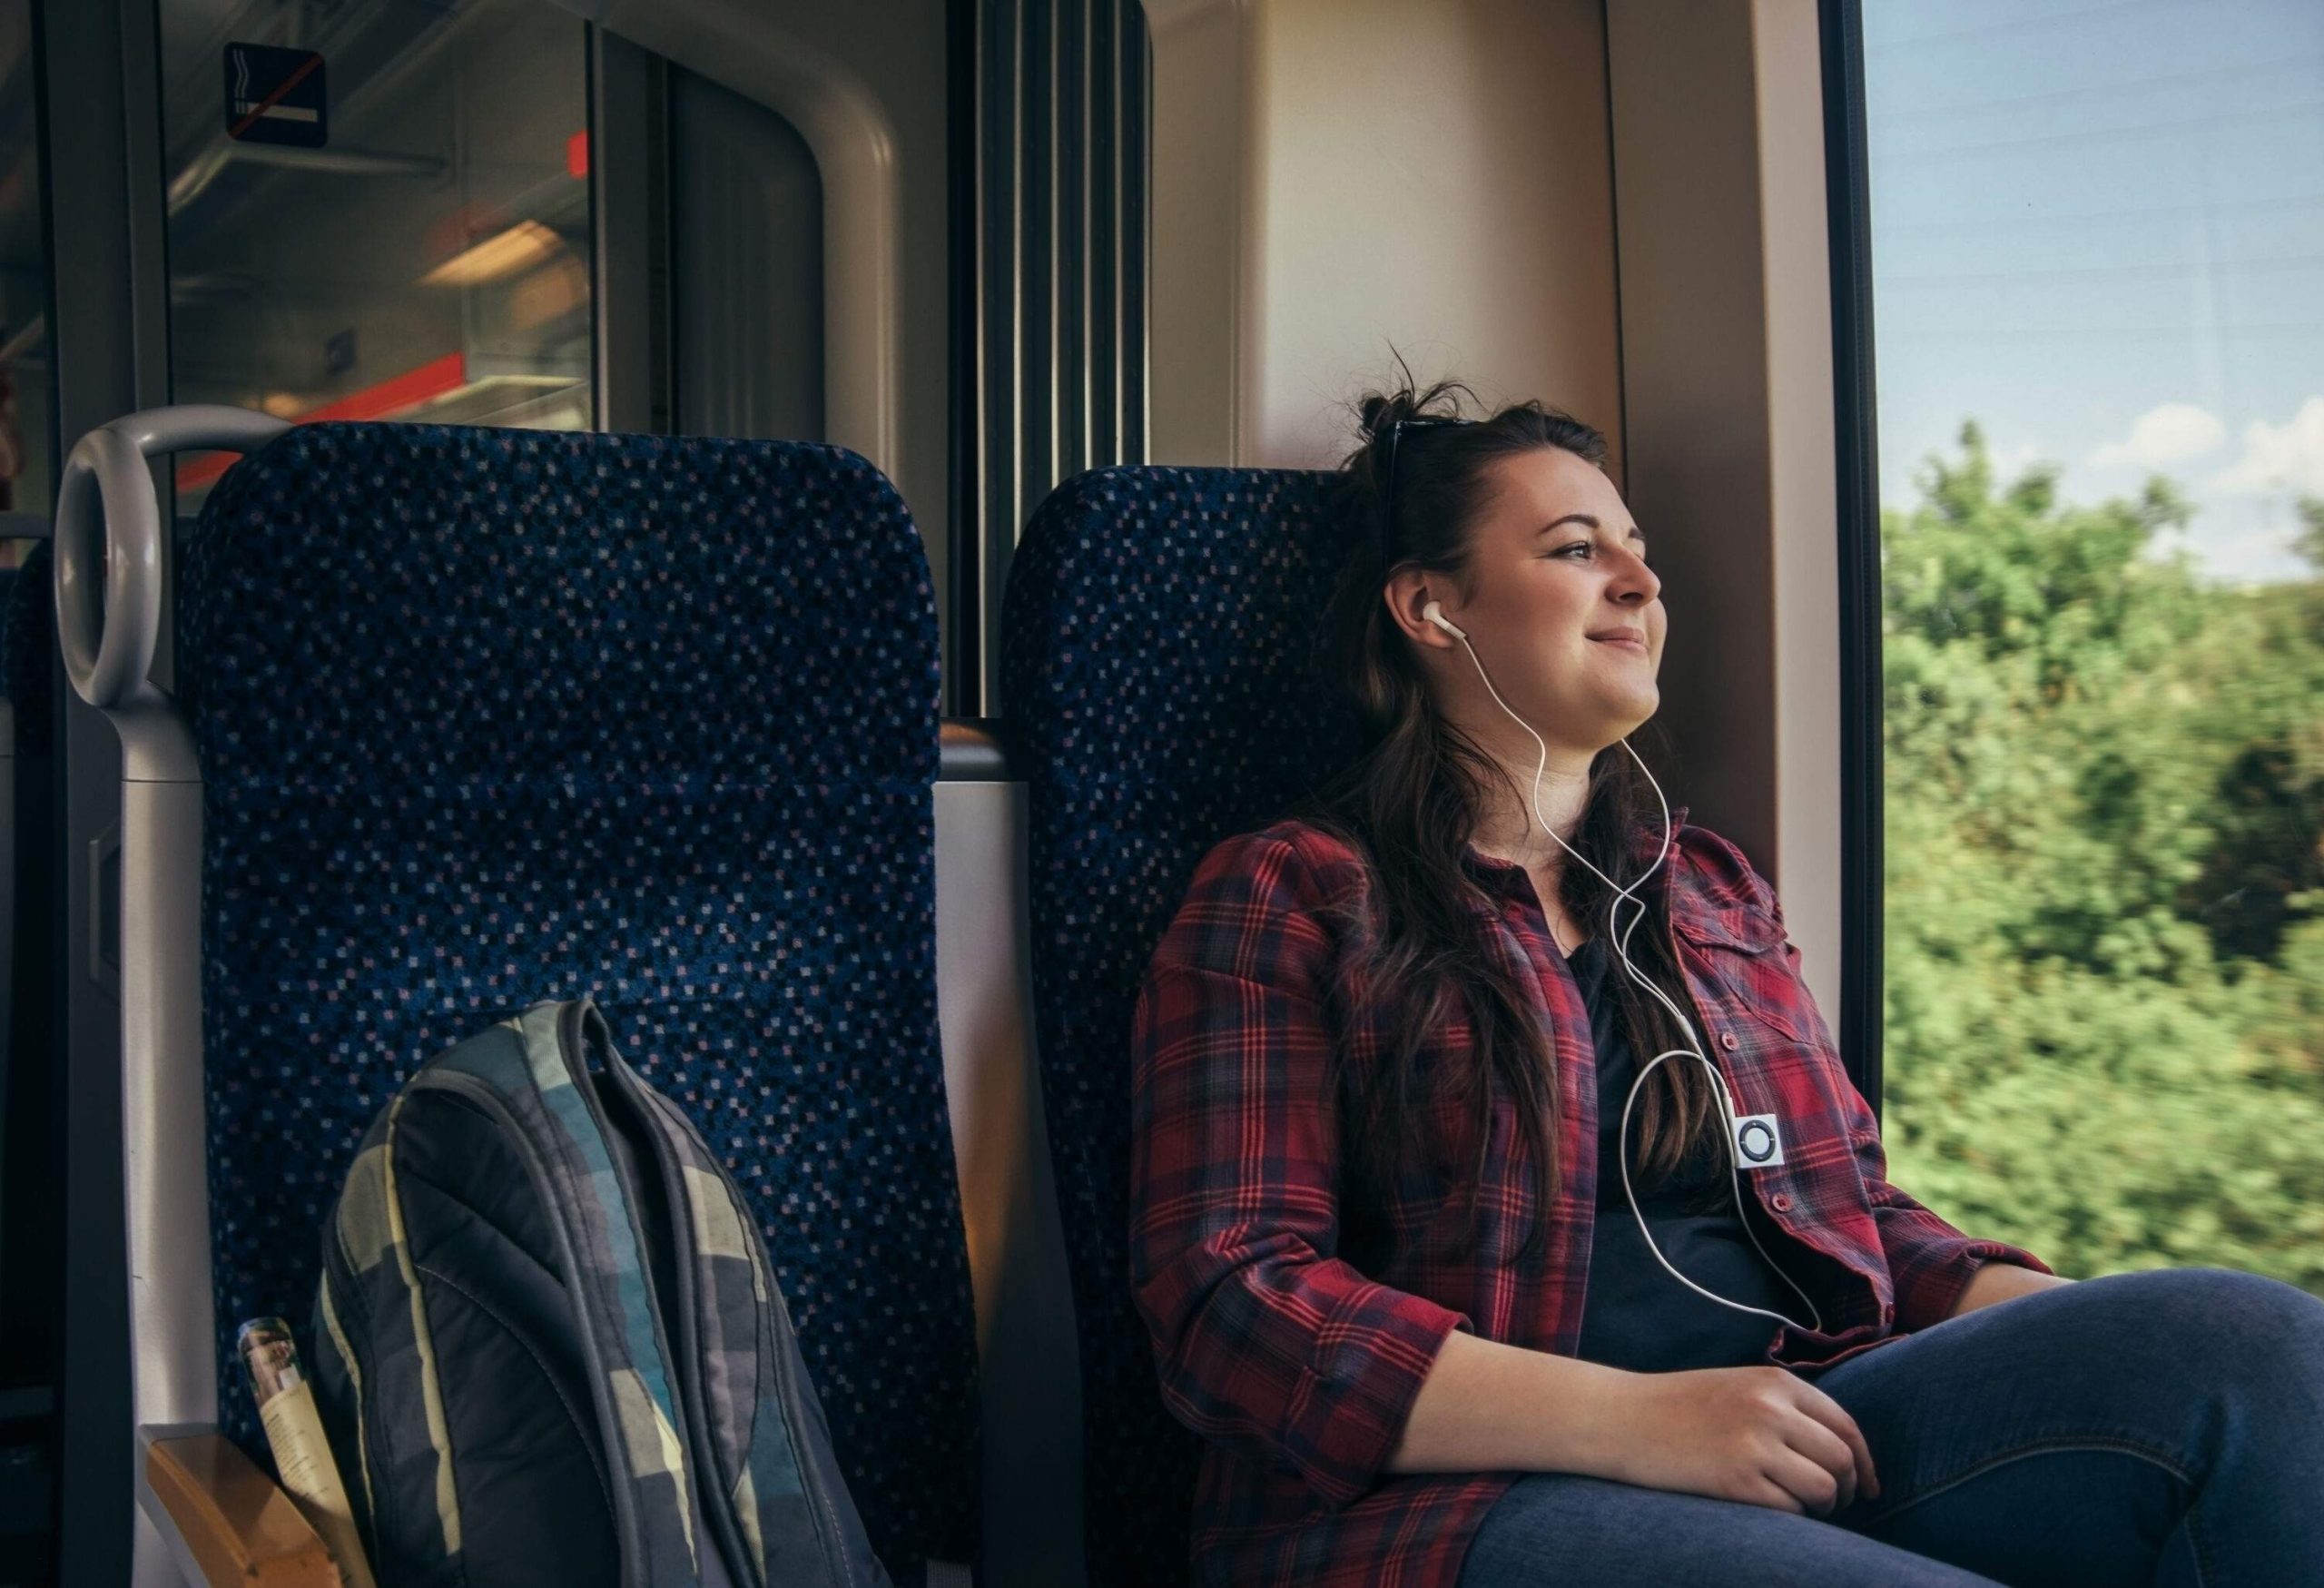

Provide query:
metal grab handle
left=54, top=404, right=290, bottom=709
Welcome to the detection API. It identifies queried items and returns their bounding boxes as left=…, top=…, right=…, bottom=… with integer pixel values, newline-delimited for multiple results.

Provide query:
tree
left=1880, top=425, right=2324, bottom=1294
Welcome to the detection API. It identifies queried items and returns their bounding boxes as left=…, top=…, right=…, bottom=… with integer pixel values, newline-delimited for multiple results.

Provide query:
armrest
left=138, top=1425, right=343, bottom=1587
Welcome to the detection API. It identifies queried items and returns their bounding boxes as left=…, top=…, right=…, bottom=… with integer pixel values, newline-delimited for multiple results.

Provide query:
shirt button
left=1721, top=1031, right=1739, bottom=1051
left=1771, top=1193, right=1792, bottom=1211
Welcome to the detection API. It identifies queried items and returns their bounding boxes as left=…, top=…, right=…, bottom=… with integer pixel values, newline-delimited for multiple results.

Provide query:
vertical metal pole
left=1119, top=3, right=1147, bottom=465
left=946, top=0, right=980, bottom=717
left=1088, top=0, right=1119, bottom=468
left=1057, top=0, right=1088, bottom=485
left=1019, top=0, right=1053, bottom=565
left=976, top=0, right=1022, bottom=719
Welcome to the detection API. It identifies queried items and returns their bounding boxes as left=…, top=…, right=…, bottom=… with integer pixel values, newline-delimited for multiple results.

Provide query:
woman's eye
left=1549, top=540, right=1651, bottom=567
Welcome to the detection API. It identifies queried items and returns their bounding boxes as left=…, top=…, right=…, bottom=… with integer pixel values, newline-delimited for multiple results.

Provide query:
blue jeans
left=1458, top=1268, right=2324, bottom=1585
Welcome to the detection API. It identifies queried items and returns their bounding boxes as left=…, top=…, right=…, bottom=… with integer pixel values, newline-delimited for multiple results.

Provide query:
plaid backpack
left=310, top=999, right=891, bottom=1588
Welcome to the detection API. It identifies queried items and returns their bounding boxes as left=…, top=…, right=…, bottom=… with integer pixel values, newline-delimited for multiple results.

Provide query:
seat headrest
left=182, top=423, right=938, bottom=790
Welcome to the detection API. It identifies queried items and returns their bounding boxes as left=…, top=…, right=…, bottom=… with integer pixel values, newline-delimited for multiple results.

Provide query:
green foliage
left=1881, top=423, right=2324, bottom=1295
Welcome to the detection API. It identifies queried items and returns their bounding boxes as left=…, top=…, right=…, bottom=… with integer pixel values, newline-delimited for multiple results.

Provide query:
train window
left=1862, top=2, right=2324, bottom=1294
left=159, top=0, right=593, bottom=505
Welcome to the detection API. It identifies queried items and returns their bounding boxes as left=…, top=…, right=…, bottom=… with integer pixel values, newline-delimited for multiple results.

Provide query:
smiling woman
left=1123, top=368, right=2324, bottom=1588
left=1120, top=374, right=2084, bottom=1588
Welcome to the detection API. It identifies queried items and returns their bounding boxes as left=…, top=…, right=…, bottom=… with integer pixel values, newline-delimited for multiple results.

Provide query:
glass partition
left=158, top=0, right=592, bottom=505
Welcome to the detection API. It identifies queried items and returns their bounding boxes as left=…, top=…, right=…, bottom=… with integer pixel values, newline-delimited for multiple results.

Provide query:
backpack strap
left=600, top=1038, right=892, bottom=1588
left=423, top=1001, right=707, bottom=1587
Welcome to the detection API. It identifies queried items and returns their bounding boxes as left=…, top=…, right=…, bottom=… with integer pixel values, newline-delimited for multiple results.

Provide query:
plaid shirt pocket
left=1673, top=905, right=1823, bottom=1047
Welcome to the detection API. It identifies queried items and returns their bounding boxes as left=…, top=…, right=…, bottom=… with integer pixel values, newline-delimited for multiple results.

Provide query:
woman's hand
left=1606, top=1365, right=1880, bottom=1519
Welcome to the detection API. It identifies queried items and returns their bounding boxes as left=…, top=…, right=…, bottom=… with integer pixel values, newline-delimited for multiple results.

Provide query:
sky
left=1863, top=0, right=2324, bottom=584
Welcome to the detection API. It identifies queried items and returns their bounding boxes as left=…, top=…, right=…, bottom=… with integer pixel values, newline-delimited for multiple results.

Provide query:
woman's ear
left=1384, top=567, right=1462, bottom=648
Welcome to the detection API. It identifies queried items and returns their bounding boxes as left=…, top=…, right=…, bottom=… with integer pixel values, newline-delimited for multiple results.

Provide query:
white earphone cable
left=1436, top=607, right=1825, bottom=1335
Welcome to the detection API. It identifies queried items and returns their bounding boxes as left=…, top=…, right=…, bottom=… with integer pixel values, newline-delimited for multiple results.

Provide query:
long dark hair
left=1297, top=376, right=1727, bottom=1258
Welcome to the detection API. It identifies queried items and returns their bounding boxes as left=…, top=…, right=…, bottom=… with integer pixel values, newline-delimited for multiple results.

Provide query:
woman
left=1127, top=382, right=2324, bottom=1586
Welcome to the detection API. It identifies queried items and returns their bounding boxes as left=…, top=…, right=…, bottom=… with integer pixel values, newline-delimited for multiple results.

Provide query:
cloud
left=2152, top=491, right=2317, bottom=587
left=2210, top=395, right=2324, bottom=497
left=2086, top=402, right=2227, bottom=470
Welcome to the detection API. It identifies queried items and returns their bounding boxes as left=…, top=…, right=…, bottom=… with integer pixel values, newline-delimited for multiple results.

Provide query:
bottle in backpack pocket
left=241, top=1317, right=379, bottom=1588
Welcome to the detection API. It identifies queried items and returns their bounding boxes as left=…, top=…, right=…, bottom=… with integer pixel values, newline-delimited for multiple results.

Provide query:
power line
left=1879, top=251, right=2324, bottom=288
left=1874, top=96, right=2324, bottom=162
left=1871, top=53, right=2324, bottom=124
left=1874, top=188, right=2324, bottom=235
left=1877, top=321, right=2324, bottom=341
left=1866, top=0, right=2194, bottom=54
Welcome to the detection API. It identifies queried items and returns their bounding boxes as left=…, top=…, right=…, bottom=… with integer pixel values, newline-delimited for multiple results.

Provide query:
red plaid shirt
left=1128, top=814, right=2051, bottom=1587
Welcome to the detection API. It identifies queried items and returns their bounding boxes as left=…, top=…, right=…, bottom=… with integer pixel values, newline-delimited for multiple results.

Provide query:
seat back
left=1000, top=466, right=1364, bottom=1585
left=177, top=423, right=979, bottom=1576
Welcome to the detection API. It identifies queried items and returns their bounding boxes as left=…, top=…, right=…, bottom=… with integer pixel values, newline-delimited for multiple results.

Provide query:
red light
left=176, top=351, right=470, bottom=491
left=566, top=130, right=589, bottom=180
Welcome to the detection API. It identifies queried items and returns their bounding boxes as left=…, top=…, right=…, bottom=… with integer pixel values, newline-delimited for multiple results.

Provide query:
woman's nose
left=1614, top=552, right=1659, bottom=601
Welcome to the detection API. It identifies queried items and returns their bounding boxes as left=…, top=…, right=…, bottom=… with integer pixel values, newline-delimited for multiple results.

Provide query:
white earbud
left=1437, top=608, right=1824, bottom=1336
left=1422, top=599, right=1467, bottom=641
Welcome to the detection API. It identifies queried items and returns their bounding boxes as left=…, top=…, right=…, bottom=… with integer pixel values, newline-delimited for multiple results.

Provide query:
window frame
left=1817, top=0, right=1886, bottom=1119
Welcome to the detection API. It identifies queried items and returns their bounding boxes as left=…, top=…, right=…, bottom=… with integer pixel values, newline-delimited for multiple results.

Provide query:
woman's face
left=1425, top=445, right=1664, bottom=752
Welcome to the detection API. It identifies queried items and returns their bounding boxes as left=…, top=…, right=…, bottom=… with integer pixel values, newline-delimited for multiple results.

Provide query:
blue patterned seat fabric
left=1000, top=467, right=1366, bottom=1586
left=178, top=423, right=978, bottom=1576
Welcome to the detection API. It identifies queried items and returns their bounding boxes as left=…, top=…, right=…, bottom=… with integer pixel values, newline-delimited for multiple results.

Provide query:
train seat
left=62, top=415, right=980, bottom=1586
left=1000, top=466, right=1363, bottom=1585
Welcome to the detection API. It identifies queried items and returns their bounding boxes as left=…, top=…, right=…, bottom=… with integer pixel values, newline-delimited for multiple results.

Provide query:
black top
left=1566, top=933, right=1798, bottom=1373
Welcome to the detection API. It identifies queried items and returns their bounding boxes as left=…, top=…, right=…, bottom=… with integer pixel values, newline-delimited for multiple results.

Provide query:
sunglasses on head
left=1382, top=415, right=1469, bottom=509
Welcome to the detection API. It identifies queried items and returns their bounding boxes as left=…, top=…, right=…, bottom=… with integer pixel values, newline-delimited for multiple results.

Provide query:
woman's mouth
left=1590, top=635, right=1649, bottom=656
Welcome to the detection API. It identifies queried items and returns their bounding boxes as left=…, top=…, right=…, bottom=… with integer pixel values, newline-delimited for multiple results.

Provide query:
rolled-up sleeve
left=1128, top=831, right=1468, bottom=1509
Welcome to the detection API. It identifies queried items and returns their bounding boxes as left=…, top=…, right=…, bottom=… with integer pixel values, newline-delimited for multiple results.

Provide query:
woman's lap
left=1456, top=1470, right=2003, bottom=1587
left=1459, top=1267, right=2324, bottom=1587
